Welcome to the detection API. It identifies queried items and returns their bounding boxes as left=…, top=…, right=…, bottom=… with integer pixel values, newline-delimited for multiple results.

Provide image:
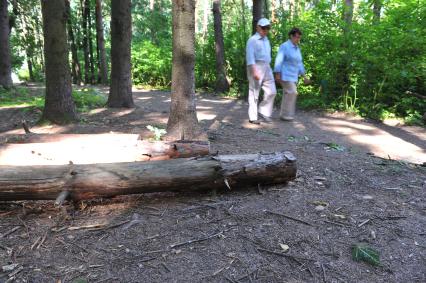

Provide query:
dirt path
left=0, top=89, right=425, bottom=282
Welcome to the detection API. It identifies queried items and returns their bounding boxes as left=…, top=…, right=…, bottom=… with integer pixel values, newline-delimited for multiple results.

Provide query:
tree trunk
left=88, top=2, right=95, bottom=83
left=95, top=0, right=108, bottom=85
left=0, top=135, right=210, bottom=165
left=0, top=0, right=12, bottom=89
left=107, top=0, right=134, bottom=108
left=271, top=0, right=276, bottom=23
left=212, top=0, right=229, bottom=93
left=167, top=0, right=202, bottom=140
left=81, top=0, right=90, bottom=84
left=372, top=0, right=382, bottom=24
left=0, top=151, right=297, bottom=201
left=252, top=0, right=263, bottom=35
left=41, top=0, right=77, bottom=124
left=66, top=0, right=83, bottom=85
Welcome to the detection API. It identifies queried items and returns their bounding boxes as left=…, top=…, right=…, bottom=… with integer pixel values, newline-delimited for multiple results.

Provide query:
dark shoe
left=259, top=113, right=273, bottom=123
left=249, top=120, right=261, bottom=125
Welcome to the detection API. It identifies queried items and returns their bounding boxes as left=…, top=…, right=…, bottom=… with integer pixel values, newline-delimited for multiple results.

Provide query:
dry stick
left=323, top=220, right=350, bottom=227
left=0, top=226, right=21, bottom=238
left=256, top=247, right=315, bottom=262
left=264, top=210, right=313, bottom=226
left=55, top=191, right=70, bottom=206
left=358, top=219, right=371, bottom=228
left=170, top=231, right=224, bottom=249
left=321, top=263, right=327, bottom=283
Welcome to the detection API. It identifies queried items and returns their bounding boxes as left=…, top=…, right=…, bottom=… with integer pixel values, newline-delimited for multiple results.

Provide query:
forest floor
left=0, top=85, right=425, bottom=283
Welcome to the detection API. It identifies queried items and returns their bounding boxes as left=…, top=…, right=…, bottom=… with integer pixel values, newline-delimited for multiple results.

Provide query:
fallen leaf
left=279, top=243, right=289, bottom=252
left=352, top=244, right=380, bottom=266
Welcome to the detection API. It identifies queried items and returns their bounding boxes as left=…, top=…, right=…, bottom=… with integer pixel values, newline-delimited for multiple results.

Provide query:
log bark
left=0, top=151, right=297, bottom=201
left=0, top=134, right=210, bottom=165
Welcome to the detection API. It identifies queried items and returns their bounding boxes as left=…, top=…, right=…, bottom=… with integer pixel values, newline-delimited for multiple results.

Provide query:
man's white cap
left=257, top=18, right=271, bottom=27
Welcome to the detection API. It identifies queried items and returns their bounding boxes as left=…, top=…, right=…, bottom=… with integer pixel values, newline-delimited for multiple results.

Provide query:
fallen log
left=0, top=134, right=210, bottom=165
left=0, top=151, right=297, bottom=201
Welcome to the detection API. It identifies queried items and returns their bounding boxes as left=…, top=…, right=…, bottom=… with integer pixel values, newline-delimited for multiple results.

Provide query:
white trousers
left=280, top=81, right=298, bottom=119
left=247, top=62, right=277, bottom=121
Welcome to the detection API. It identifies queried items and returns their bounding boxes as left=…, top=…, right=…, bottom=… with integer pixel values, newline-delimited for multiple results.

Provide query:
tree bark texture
left=0, top=0, right=12, bottom=89
left=167, top=0, right=202, bottom=140
left=66, top=0, right=83, bottom=85
left=41, top=0, right=77, bottom=124
left=0, top=151, right=297, bottom=201
left=107, top=0, right=134, bottom=108
left=252, top=0, right=263, bottom=35
left=95, top=0, right=108, bottom=85
left=212, top=0, right=229, bottom=93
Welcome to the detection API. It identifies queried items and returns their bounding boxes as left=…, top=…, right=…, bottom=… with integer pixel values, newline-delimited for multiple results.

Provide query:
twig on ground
left=36, top=231, right=48, bottom=249
left=324, top=220, right=350, bottom=227
left=358, top=219, right=371, bottom=228
left=0, top=226, right=21, bottom=238
left=170, top=230, right=224, bottom=249
left=256, top=247, right=315, bottom=262
left=321, top=263, right=327, bottom=283
left=264, top=210, right=313, bottom=226
left=30, top=236, right=41, bottom=250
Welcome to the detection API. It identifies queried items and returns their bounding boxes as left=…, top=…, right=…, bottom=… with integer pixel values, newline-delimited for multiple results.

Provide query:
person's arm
left=274, top=45, right=285, bottom=82
left=298, top=51, right=310, bottom=85
left=246, top=39, right=260, bottom=80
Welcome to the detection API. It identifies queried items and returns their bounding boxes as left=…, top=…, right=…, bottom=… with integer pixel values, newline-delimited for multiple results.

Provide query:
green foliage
left=146, top=125, right=167, bottom=141
left=132, top=40, right=172, bottom=87
left=72, top=88, right=107, bottom=112
left=0, top=87, right=105, bottom=113
left=352, top=244, right=380, bottom=266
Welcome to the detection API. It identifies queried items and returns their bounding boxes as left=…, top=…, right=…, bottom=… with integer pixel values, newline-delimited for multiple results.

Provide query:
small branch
left=170, top=231, right=224, bottom=249
left=265, top=210, right=313, bottom=226
left=21, top=120, right=31, bottom=134
left=0, top=226, right=21, bottom=238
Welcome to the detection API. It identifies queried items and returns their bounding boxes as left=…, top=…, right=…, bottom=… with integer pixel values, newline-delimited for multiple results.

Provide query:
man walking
left=246, top=18, right=276, bottom=124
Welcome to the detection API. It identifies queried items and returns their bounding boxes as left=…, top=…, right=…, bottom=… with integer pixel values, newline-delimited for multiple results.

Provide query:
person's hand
left=251, top=66, right=261, bottom=81
left=303, top=77, right=312, bottom=85
left=274, top=73, right=281, bottom=83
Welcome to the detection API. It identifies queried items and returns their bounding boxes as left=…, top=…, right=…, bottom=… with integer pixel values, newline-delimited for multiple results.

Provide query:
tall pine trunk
left=82, top=0, right=90, bottom=84
left=0, top=0, right=12, bottom=89
left=66, top=0, right=82, bottom=85
left=88, top=2, right=95, bottom=83
left=107, top=0, right=134, bottom=108
left=252, top=0, right=263, bottom=35
left=95, top=0, right=108, bottom=85
left=41, top=0, right=77, bottom=124
left=167, top=0, right=202, bottom=140
left=212, top=0, right=229, bottom=93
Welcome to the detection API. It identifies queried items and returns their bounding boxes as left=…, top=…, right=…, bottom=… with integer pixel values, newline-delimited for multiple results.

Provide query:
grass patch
left=0, top=87, right=106, bottom=113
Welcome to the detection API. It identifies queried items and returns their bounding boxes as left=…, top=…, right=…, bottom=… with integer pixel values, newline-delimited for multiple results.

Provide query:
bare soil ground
left=0, top=86, right=425, bottom=283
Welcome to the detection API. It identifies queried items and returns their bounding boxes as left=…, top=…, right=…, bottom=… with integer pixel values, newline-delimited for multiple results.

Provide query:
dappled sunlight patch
left=111, top=108, right=135, bottom=118
left=197, top=112, right=217, bottom=121
left=314, top=118, right=425, bottom=164
left=136, top=96, right=153, bottom=101
left=87, top=108, right=107, bottom=116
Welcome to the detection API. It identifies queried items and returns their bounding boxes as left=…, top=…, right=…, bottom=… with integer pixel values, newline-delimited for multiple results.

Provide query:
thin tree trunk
left=0, top=0, right=12, bottom=89
left=66, top=0, right=83, bottom=85
left=95, top=0, right=108, bottom=85
left=167, top=0, right=202, bottom=140
left=108, top=0, right=134, bottom=108
left=372, top=0, right=382, bottom=24
left=41, top=0, right=77, bottom=124
left=337, top=0, right=354, bottom=96
left=82, top=0, right=90, bottom=84
left=202, top=0, right=209, bottom=40
left=212, top=0, right=229, bottom=93
left=26, top=56, right=35, bottom=82
left=252, top=0, right=263, bottom=35
left=88, top=2, right=95, bottom=83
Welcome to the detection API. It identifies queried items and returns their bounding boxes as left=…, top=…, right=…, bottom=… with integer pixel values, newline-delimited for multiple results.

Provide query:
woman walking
left=274, top=28, right=310, bottom=121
